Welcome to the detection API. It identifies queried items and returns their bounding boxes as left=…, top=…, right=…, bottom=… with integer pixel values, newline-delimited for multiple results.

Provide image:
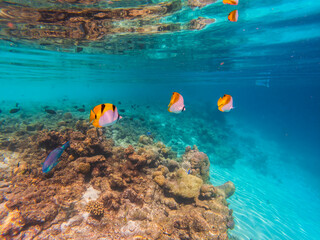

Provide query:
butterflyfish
left=168, top=92, right=185, bottom=113
left=223, top=0, right=238, bottom=5
left=228, top=10, right=238, bottom=22
left=89, top=103, right=122, bottom=128
left=217, top=94, right=234, bottom=112
left=42, top=141, right=70, bottom=173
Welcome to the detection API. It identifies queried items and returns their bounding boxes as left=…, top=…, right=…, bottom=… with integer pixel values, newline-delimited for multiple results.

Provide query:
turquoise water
left=1, top=0, right=320, bottom=239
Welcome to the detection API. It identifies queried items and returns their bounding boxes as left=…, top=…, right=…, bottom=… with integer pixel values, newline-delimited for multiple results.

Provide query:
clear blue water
left=1, top=0, right=320, bottom=239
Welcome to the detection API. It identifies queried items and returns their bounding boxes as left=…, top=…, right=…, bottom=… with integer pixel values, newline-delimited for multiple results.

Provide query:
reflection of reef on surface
left=0, top=0, right=216, bottom=53
left=0, top=108, right=235, bottom=239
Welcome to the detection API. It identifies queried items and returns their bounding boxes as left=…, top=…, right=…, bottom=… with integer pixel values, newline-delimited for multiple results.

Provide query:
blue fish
left=42, top=141, right=70, bottom=173
left=146, top=131, right=152, bottom=136
left=187, top=168, right=191, bottom=174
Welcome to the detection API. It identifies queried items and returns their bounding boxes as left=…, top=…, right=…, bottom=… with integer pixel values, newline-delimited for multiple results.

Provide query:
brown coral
left=182, top=145, right=210, bottom=183
left=165, top=168, right=203, bottom=200
left=77, top=162, right=91, bottom=174
left=85, top=201, right=104, bottom=216
left=0, top=124, right=235, bottom=240
left=0, top=209, right=25, bottom=236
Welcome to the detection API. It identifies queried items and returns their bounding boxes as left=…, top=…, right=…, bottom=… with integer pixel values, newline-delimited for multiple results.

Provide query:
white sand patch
left=81, top=186, right=101, bottom=205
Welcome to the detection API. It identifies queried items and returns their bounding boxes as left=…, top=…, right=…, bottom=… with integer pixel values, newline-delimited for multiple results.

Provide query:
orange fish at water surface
left=217, top=94, right=234, bottom=112
left=90, top=103, right=122, bottom=128
left=228, top=10, right=238, bottom=22
left=223, top=0, right=238, bottom=5
left=168, top=92, right=185, bottom=113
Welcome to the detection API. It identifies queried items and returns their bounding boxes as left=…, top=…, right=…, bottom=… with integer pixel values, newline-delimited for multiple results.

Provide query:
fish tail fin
left=89, top=110, right=96, bottom=123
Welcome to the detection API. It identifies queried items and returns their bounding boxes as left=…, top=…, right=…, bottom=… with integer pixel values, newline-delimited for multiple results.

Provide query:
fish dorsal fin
left=100, top=104, right=114, bottom=114
left=224, top=95, right=231, bottom=104
left=101, top=104, right=106, bottom=114
left=217, top=97, right=223, bottom=107
left=168, top=92, right=180, bottom=108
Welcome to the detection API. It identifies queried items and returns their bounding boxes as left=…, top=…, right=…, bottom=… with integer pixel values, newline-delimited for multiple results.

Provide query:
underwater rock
left=182, top=145, right=210, bottom=183
left=200, top=184, right=217, bottom=199
left=127, top=151, right=147, bottom=168
left=37, top=130, right=62, bottom=149
left=161, top=197, right=178, bottom=210
left=165, top=168, right=203, bottom=200
left=188, top=17, right=216, bottom=30
left=122, top=188, right=142, bottom=205
left=21, top=202, right=58, bottom=225
left=58, top=121, right=67, bottom=126
left=13, top=162, right=28, bottom=175
left=70, top=131, right=86, bottom=141
left=154, top=174, right=166, bottom=187
left=36, top=123, right=44, bottom=131
left=77, top=162, right=91, bottom=174
left=0, top=208, right=25, bottom=236
left=216, top=181, right=236, bottom=199
left=63, top=112, right=73, bottom=119
left=167, top=159, right=180, bottom=172
left=78, top=155, right=106, bottom=164
left=82, top=186, right=101, bottom=204
left=109, top=174, right=127, bottom=190
left=101, top=191, right=120, bottom=211
left=75, top=120, right=90, bottom=133
left=139, top=135, right=153, bottom=145
left=188, top=0, right=217, bottom=8
left=120, top=220, right=141, bottom=237
left=26, top=124, right=36, bottom=131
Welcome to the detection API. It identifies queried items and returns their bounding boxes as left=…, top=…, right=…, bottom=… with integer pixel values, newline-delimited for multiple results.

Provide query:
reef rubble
left=0, top=122, right=235, bottom=239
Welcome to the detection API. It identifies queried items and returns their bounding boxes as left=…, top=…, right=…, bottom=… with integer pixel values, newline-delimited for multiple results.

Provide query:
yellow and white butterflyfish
left=168, top=92, right=185, bottom=113
left=228, top=10, right=238, bottom=22
left=217, top=94, right=234, bottom=112
left=89, top=103, right=122, bottom=128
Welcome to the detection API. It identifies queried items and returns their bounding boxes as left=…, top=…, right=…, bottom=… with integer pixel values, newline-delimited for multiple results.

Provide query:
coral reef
left=85, top=201, right=104, bottom=216
left=0, top=116, right=235, bottom=239
left=182, top=145, right=210, bottom=183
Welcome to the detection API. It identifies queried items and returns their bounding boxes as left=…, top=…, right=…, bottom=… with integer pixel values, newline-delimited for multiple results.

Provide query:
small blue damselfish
left=42, top=141, right=70, bottom=173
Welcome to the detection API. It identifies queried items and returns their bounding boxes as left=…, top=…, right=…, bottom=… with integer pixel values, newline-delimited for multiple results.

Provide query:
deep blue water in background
left=1, top=0, right=320, bottom=239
